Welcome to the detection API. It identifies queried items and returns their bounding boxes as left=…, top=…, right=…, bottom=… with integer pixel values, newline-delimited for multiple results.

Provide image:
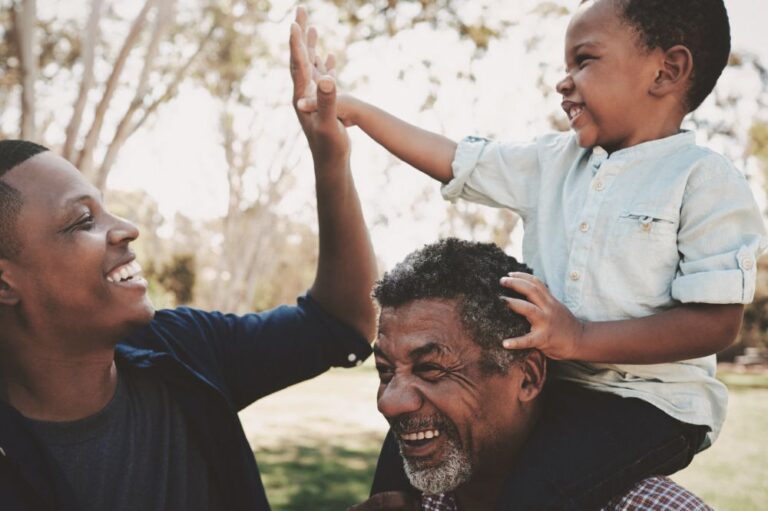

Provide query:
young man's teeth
left=108, top=261, right=143, bottom=283
left=402, top=429, right=441, bottom=441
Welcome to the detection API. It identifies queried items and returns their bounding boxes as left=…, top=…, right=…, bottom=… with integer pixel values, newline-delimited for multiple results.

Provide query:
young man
left=0, top=8, right=374, bottom=510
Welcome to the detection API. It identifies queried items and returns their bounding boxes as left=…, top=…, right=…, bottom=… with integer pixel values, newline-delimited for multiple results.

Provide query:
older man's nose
left=377, top=376, right=423, bottom=419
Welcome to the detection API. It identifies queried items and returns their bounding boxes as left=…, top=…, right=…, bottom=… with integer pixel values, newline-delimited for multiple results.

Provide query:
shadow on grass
left=256, top=432, right=383, bottom=511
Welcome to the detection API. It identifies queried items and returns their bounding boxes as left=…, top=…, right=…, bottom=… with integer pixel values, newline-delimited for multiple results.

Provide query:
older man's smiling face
left=375, top=299, right=531, bottom=494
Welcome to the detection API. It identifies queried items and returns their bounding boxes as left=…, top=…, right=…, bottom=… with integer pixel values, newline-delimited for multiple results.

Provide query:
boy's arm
left=291, top=8, right=377, bottom=341
left=500, top=273, right=743, bottom=363
left=295, top=24, right=456, bottom=184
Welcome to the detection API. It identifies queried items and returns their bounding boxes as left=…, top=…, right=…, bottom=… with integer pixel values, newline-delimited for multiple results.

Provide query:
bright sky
left=106, top=0, right=768, bottom=267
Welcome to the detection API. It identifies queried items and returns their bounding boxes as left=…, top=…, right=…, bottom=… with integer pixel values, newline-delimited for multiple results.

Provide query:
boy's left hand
left=499, top=272, right=584, bottom=360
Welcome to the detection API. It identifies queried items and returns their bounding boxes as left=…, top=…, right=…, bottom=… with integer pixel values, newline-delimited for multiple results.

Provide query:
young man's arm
left=291, top=8, right=377, bottom=341
left=500, top=273, right=742, bottom=363
left=294, top=22, right=456, bottom=184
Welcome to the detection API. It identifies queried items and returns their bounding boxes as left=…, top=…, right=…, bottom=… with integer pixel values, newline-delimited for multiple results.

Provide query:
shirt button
left=593, top=179, right=605, bottom=191
left=347, top=353, right=357, bottom=363
left=742, top=258, right=754, bottom=270
left=579, top=222, right=589, bottom=233
left=569, top=271, right=581, bottom=281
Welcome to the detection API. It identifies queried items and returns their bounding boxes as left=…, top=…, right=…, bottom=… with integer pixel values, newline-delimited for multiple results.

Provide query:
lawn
left=240, top=366, right=768, bottom=511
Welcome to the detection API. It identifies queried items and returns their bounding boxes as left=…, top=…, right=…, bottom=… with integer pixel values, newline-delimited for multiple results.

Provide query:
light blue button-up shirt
left=443, top=131, right=767, bottom=447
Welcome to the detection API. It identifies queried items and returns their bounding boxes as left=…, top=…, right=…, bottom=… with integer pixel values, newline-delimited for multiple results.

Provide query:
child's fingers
left=500, top=296, right=542, bottom=323
left=500, top=276, right=548, bottom=307
left=502, top=333, right=538, bottom=350
left=326, top=54, right=336, bottom=77
left=316, top=75, right=337, bottom=124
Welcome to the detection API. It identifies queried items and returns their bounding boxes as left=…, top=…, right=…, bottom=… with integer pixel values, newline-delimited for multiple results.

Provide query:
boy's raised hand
left=500, top=273, right=584, bottom=360
left=290, top=6, right=349, bottom=164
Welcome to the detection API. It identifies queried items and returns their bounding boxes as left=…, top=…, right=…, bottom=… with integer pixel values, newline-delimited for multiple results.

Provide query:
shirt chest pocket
left=606, top=205, right=681, bottom=299
left=616, top=207, right=678, bottom=240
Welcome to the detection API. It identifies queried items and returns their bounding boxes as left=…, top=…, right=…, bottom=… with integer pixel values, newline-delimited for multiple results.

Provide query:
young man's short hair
left=616, top=0, right=731, bottom=112
left=373, top=238, right=532, bottom=374
left=0, top=140, right=49, bottom=259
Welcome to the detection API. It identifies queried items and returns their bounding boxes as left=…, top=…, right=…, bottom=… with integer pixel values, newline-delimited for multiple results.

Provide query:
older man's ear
left=517, top=350, right=547, bottom=402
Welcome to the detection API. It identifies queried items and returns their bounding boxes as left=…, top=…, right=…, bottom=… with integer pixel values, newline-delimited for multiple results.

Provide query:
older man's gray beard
left=393, top=416, right=473, bottom=495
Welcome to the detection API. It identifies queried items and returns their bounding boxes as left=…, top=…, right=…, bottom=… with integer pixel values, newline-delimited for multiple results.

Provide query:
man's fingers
left=289, top=22, right=309, bottom=99
left=307, top=26, right=318, bottom=69
left=295, top=5, right=308, bottom=31
left=502, top=333, right=538, bottom=350
left=296, top=96, right=318, bottom=113
left=347, top=491, right=420, bottom=511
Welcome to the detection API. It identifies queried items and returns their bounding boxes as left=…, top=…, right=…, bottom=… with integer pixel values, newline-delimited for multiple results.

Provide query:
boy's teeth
left=107, top=261, right=143, bottom=283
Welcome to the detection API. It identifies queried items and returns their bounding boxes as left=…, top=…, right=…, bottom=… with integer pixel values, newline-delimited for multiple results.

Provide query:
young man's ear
left=650, top=44, right=693, bottom=100
left=0, top=264, right=20, bottom=306
left=517, top=350, right=547, bottom=402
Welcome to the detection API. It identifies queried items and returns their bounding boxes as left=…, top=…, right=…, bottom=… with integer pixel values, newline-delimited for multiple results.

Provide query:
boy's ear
left=650, top=44, right=693, bottom=99
left=517, top=350, right=547, bottom=403
left=0, top=263, right=20, bottom=306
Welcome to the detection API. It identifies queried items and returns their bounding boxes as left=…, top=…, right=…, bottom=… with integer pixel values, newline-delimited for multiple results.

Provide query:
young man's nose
left=377, top=375, right=423, bottom=419
left=107, top=214, right=140, bottom=245
left=556, top=74, right=574, bottom=96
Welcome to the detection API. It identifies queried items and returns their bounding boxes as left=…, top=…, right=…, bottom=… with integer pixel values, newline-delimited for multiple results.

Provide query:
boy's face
left=557, top=0, right=665, bottom=152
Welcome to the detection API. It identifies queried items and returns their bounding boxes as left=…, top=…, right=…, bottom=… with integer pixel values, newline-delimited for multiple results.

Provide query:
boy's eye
left=575, top=54, right=594, bottom=67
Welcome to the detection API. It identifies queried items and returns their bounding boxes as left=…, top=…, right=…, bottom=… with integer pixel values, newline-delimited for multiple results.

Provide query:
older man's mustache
left=389, top=413, right=462, bottom=444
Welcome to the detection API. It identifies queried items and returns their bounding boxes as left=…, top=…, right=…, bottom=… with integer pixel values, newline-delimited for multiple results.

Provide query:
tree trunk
left=62, top=0, right=105, bottom=161
left=13, top=0, right=38, bottom=140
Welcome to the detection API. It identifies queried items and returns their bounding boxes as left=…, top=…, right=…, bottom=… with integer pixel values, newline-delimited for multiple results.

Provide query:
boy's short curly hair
left=373, top=238, right=532, bottom=374
left=614, top=0, right=730, bottom=112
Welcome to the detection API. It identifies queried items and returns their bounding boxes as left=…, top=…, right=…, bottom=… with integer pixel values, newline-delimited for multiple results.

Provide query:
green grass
left=242, top=367, right=768, bottom=511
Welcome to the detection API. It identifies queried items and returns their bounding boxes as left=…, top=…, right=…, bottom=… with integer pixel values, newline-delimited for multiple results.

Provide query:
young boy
left=298, top=0, right=766, bottom=508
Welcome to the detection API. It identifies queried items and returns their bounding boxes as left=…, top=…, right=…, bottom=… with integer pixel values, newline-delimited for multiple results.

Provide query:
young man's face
left=374, top=299, right=530, bottom=494
left=0, top=152, right=154, bottom=348
left=557, top=0, right=664, bottom=152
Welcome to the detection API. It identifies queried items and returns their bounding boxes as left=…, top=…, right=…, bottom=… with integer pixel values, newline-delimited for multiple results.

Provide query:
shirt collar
left=593, top=130, right=695, bottom=164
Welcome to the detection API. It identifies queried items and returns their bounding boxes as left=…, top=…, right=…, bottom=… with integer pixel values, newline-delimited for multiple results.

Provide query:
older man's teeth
left=401, top=429, right=440, bottom=441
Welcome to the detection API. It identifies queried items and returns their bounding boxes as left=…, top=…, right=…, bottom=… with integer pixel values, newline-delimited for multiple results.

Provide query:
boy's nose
left=377, top=375, right=423, bottom=419
left=556, top=75, right=574, bottom=96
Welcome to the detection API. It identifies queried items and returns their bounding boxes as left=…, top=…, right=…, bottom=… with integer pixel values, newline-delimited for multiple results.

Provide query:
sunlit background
left=2, top=0, right=767, bottom=509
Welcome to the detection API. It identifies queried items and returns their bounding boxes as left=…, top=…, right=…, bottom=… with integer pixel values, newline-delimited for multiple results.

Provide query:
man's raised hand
left=290, top=6, right=349, bottom=165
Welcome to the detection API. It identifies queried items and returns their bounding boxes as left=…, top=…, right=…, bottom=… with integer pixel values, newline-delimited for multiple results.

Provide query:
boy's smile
left=557, top=0, right=678, bottom=153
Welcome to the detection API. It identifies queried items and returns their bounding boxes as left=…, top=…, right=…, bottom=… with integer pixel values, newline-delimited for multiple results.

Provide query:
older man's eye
left=414, top=363, right=445, bottom=381
left=376, top=364, right=394, bottom=383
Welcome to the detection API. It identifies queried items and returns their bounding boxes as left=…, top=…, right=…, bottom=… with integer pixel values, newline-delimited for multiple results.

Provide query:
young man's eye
left=74, top=214, right=95, bottom=231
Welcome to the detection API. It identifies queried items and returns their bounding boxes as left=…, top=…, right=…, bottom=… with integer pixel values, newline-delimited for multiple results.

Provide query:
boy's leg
left=496, top=381, right=707, bottom=510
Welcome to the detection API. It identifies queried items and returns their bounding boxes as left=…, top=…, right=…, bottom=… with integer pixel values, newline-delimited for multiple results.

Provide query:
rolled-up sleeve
left=671, top=162, right=767, bottom=304
left=441, top=135, right=542, bottom=217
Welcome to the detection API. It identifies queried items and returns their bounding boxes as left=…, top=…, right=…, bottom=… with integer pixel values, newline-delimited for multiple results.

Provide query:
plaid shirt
left=421, top=476, right=713, bottom=510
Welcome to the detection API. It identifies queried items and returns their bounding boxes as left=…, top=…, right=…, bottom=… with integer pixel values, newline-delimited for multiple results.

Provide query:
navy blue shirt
left=0, top=294, right=372, bottom=511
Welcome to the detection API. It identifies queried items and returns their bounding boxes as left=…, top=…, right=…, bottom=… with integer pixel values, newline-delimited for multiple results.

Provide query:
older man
left=0, top=8, right=373, bottom=511
left=353, top=239, right=711, bottom=511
